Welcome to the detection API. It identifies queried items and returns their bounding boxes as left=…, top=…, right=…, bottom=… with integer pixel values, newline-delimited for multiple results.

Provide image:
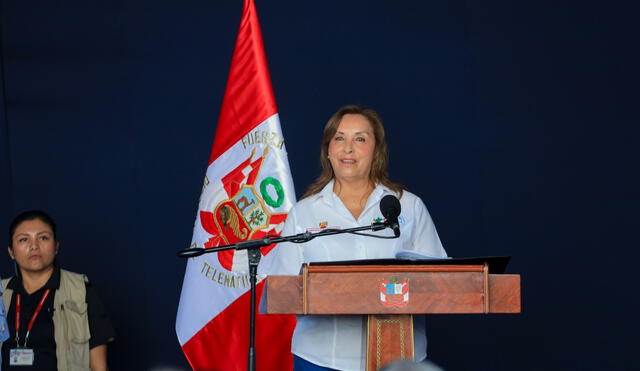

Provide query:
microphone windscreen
left=380, top=195, right=401, bottom=220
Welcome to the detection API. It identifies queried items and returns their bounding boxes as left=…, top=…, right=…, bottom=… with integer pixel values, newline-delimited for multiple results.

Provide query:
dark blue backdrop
left=1, top=1, right=638, bottom=370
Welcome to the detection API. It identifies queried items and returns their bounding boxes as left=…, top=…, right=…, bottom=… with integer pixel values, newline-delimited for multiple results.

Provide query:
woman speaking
left=261, top=105, right=447, bottom=371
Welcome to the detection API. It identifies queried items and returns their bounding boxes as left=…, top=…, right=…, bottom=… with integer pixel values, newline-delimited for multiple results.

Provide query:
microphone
left=380, top=194, right=401, bottom=237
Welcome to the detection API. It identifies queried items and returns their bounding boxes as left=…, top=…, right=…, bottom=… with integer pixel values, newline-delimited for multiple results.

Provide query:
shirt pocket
left=63, top=300, right=91, bottom=370
left=64, top=300, right=90, bottom=344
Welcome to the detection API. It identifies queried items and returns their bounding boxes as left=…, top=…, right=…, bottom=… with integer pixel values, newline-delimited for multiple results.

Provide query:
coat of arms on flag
left=379, top=277, right=410, bottom=308
left=200, top=147, right=288, bottom=271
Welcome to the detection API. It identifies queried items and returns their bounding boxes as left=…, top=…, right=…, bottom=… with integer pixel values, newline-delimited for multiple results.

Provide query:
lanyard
left=14, top=288, right=52, bottom=348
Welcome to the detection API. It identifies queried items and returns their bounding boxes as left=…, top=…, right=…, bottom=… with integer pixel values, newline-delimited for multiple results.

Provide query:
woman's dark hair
left=9, top=210, right=57, bottom=246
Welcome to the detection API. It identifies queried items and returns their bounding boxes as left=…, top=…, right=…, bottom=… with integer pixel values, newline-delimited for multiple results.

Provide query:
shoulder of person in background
left=0, top=277, right=10, bottom=343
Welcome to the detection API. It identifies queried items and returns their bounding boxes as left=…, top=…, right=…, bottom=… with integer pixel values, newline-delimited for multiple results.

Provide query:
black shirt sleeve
left=85, top=282, right=116, bottom=349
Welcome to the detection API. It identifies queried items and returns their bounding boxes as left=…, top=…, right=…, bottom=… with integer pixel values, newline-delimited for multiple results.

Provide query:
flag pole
left=247, top=247, right=261, bottom=371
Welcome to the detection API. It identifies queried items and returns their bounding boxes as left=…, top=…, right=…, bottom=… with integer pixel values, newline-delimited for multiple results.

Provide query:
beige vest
left=2, top=270, right=91, bottom=371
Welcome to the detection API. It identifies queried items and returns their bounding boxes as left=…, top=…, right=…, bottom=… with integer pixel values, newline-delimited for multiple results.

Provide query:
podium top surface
left=308, top=256, right=511, bottom=274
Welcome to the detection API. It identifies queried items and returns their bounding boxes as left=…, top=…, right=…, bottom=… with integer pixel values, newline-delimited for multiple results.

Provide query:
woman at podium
left=260, top=105, right=448, bottom=371
left=1, top=210, right=115, bottom=371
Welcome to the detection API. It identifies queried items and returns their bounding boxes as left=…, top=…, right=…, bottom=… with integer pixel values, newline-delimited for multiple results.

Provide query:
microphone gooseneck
left=177, top=198, right=404, bottom=259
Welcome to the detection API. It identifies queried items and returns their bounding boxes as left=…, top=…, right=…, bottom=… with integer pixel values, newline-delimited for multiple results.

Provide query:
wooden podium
left=265, top=259, right=520, bottom=371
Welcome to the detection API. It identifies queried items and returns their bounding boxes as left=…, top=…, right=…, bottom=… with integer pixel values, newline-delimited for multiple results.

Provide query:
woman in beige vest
left=2, top=210, right=115, bottom=371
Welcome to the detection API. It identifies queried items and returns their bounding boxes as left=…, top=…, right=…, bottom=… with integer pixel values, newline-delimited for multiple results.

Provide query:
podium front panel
left=306, top=270, right=485, bottom=314
left=266, top=264, right=520, bottom=315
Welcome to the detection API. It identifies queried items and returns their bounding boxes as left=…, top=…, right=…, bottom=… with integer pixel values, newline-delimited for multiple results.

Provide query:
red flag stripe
left=181, top=281, right=295, bottom=371
left=209, top=0, right=277, bottom=165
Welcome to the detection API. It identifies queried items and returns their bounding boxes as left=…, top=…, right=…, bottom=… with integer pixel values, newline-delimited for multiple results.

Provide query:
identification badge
left=9, top=348, right=34, bottom=366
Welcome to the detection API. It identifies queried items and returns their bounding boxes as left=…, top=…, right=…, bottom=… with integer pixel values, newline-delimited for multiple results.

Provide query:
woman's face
left=328, top=113, right=376, bottom=184
left=9, top=218, right=58, bottom=274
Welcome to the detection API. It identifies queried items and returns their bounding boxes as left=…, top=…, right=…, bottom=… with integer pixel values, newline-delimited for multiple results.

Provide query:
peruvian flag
left=176, top=1, right=296, bottom=370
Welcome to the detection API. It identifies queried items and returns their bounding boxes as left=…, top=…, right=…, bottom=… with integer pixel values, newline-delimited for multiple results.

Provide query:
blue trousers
left=293, top=355, right=339, bottom=371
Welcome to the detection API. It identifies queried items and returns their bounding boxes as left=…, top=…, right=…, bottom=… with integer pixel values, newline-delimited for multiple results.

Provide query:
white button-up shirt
left=260, top=181, right=447, bottom=371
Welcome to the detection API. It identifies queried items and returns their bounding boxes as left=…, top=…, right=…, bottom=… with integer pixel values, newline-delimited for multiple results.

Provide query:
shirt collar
left=363, top=184, right=395, bottom=214
left=7, top=265, right=61, bottom=294
left=317, top=180, right=336, bottom=204
left=316, top=180, right=396, bottom=211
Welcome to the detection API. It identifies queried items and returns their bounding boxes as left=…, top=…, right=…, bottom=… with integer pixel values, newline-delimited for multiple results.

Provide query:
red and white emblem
left=379, top=278, right=410, bottom=308
left=199, top=147, right=287, bottom=271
